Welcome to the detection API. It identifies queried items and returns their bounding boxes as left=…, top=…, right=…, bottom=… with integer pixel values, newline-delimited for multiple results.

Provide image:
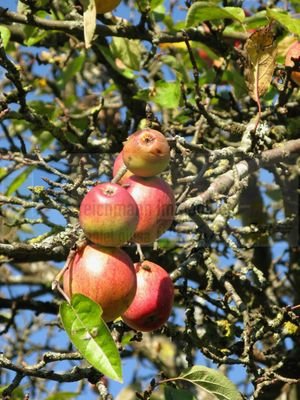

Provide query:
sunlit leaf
left=46, top=393, right=79, bottom=400
left=60, top=294, right=122, bottom=382
left=110, top=37, right=143, bottom=70
left=151, top=0, right=164, bottom=10
left=24, top=11, right=49, bottom=46
left=97, top=44, right=135, bottom=79
left=186, top=2, right=245, bottom=27
left=174, top=365, right=243, bottom=400
left=6, top=166, right=35, bottom=196
left=80, top=0, right=97, bottom=49
left=244, top=24, right=277, bottom=106
left=244, top=11, right=268, bottom=29
left=0, top=26, right=11, bottom=48
left=152, top=80, right=181, bottom=109
left=267, top=8, right=300, bottom=36
left=0, top=167, right=8, bottom=181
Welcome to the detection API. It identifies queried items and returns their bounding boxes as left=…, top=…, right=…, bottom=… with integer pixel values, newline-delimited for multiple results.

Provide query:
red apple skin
left=122, top=128, right=170, bottom=177
left=79, top=182, right=139, bottom=247
left=122, top=261, right=174, bottom=332
left=112, top=151, right=133, bottom=184
left=63, top=244, right=137, bottom=322
left=123, top=175, right=175, bottom=244
left=285, top=41, right=300, bottom=86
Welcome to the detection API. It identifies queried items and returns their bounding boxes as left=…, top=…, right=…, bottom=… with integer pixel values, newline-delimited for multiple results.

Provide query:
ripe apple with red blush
left=123, top=175, right=175, bottom=244
left=122, top=128, right=170, bottom=177
left=285, top=41, right=300, bottom=86
left=122, top=260, right=174, bottom=332
left=63, top=244, right=137, bottom=322
left=79, top=182, right=139, bottom=247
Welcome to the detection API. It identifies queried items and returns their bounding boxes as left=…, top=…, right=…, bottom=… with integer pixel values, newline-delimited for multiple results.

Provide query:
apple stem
left=51, top=243, right=86, bottom=303
left=136, top=243, right=145, bottom=262
left=56, top=284, right=71, bottom=303
left=111, top=164, right=128, bottom=184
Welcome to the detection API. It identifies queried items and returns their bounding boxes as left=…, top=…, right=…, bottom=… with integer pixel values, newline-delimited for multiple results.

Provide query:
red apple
left=123, top=175, right=175, bottom=244
left=79, top=182, right=139, bottom=247
left=122, top=128, right=170, bottom=177
left=112, top=151, right=133, bottom=184
left=285, top=41, right=300, bottom=86
left=197, top=48, right=214, bottom=67
left=122, top=260, right=174, bottom=332
left=63, top=244, right=137, bottom=322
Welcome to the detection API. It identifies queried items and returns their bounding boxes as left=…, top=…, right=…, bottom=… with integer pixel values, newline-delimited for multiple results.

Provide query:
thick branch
left=0, top=7, right=247, bottom=49
left=0, top=353, right=99, bottom=383
left=0, top=225, right=77, bottom=262
left=178, top=138, right=300, bottom=213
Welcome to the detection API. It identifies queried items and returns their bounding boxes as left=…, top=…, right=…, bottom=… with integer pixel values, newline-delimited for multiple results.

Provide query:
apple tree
left=0, top=0, right=300, bottom=399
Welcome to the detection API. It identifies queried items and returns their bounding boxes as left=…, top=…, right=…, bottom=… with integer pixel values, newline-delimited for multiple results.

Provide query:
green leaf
left=0, top=26, right=11, bottom=49
left=59, top=294, right=122, bottom=382
left=186, top=2, right=245, bottom=27
left=23, top=11, right=49, bottom=46
left=6, top=166, right=36, bottom=196
left=80, top=0, right=97, bottom=48
left=58, top=53, right=86, bottom=88
left=0, top=386, right=24, bottom=399
left=133, top=88, right=150, bottom=102
left=267, top=8, right=300, bottom=36
left=96, top=44, right=135, bottom=79
left=174, top=365, right=243, bottom=400
left=164, top=386, right=196, bottom=400
left=0, top=167, right=8, bottom=181
left=151, top=0, right=164, bottom=10
left=152, top=80, right=181, bottom=109
left=46, top=392, right=79, bottom=400
left=110, top=37, right=143, bottom=70
left=243, top=11, right=268, bottom=29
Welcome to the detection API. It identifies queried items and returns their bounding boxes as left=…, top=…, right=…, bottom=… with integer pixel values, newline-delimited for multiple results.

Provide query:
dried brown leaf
left=244, top=24, right=278, bottom=105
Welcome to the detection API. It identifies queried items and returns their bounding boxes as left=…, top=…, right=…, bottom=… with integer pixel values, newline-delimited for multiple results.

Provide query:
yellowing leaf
left=80, top=0, right=97, bottom=49
left=244, top=24, right=277, bottom=106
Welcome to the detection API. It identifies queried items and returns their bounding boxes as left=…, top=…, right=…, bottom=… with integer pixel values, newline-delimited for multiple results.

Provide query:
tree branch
left=178, top=138, right=300, bottom=213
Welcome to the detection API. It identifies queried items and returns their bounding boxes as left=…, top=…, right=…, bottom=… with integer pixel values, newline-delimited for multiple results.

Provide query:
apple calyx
left=122, top=128, right=170, bottom=177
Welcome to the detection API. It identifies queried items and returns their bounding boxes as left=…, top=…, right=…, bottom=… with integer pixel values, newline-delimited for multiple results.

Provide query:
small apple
left=95, top=0, right=121, bottom=14
left=79, top=182, right=139, bottom=247
left=122, top=260, right=174, bottom=332
left=123, top=175, right=175, bottom=244
left=122, top=128, right=170, bottom=177
left=112, top=151, right=133, bottom=184
left=63, top=244, right=137, bottom=322
left=285, top=41, right=300, bottom=86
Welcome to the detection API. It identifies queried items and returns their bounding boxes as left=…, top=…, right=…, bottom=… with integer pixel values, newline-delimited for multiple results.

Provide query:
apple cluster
left=63, top=128, right=175, bottom=332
